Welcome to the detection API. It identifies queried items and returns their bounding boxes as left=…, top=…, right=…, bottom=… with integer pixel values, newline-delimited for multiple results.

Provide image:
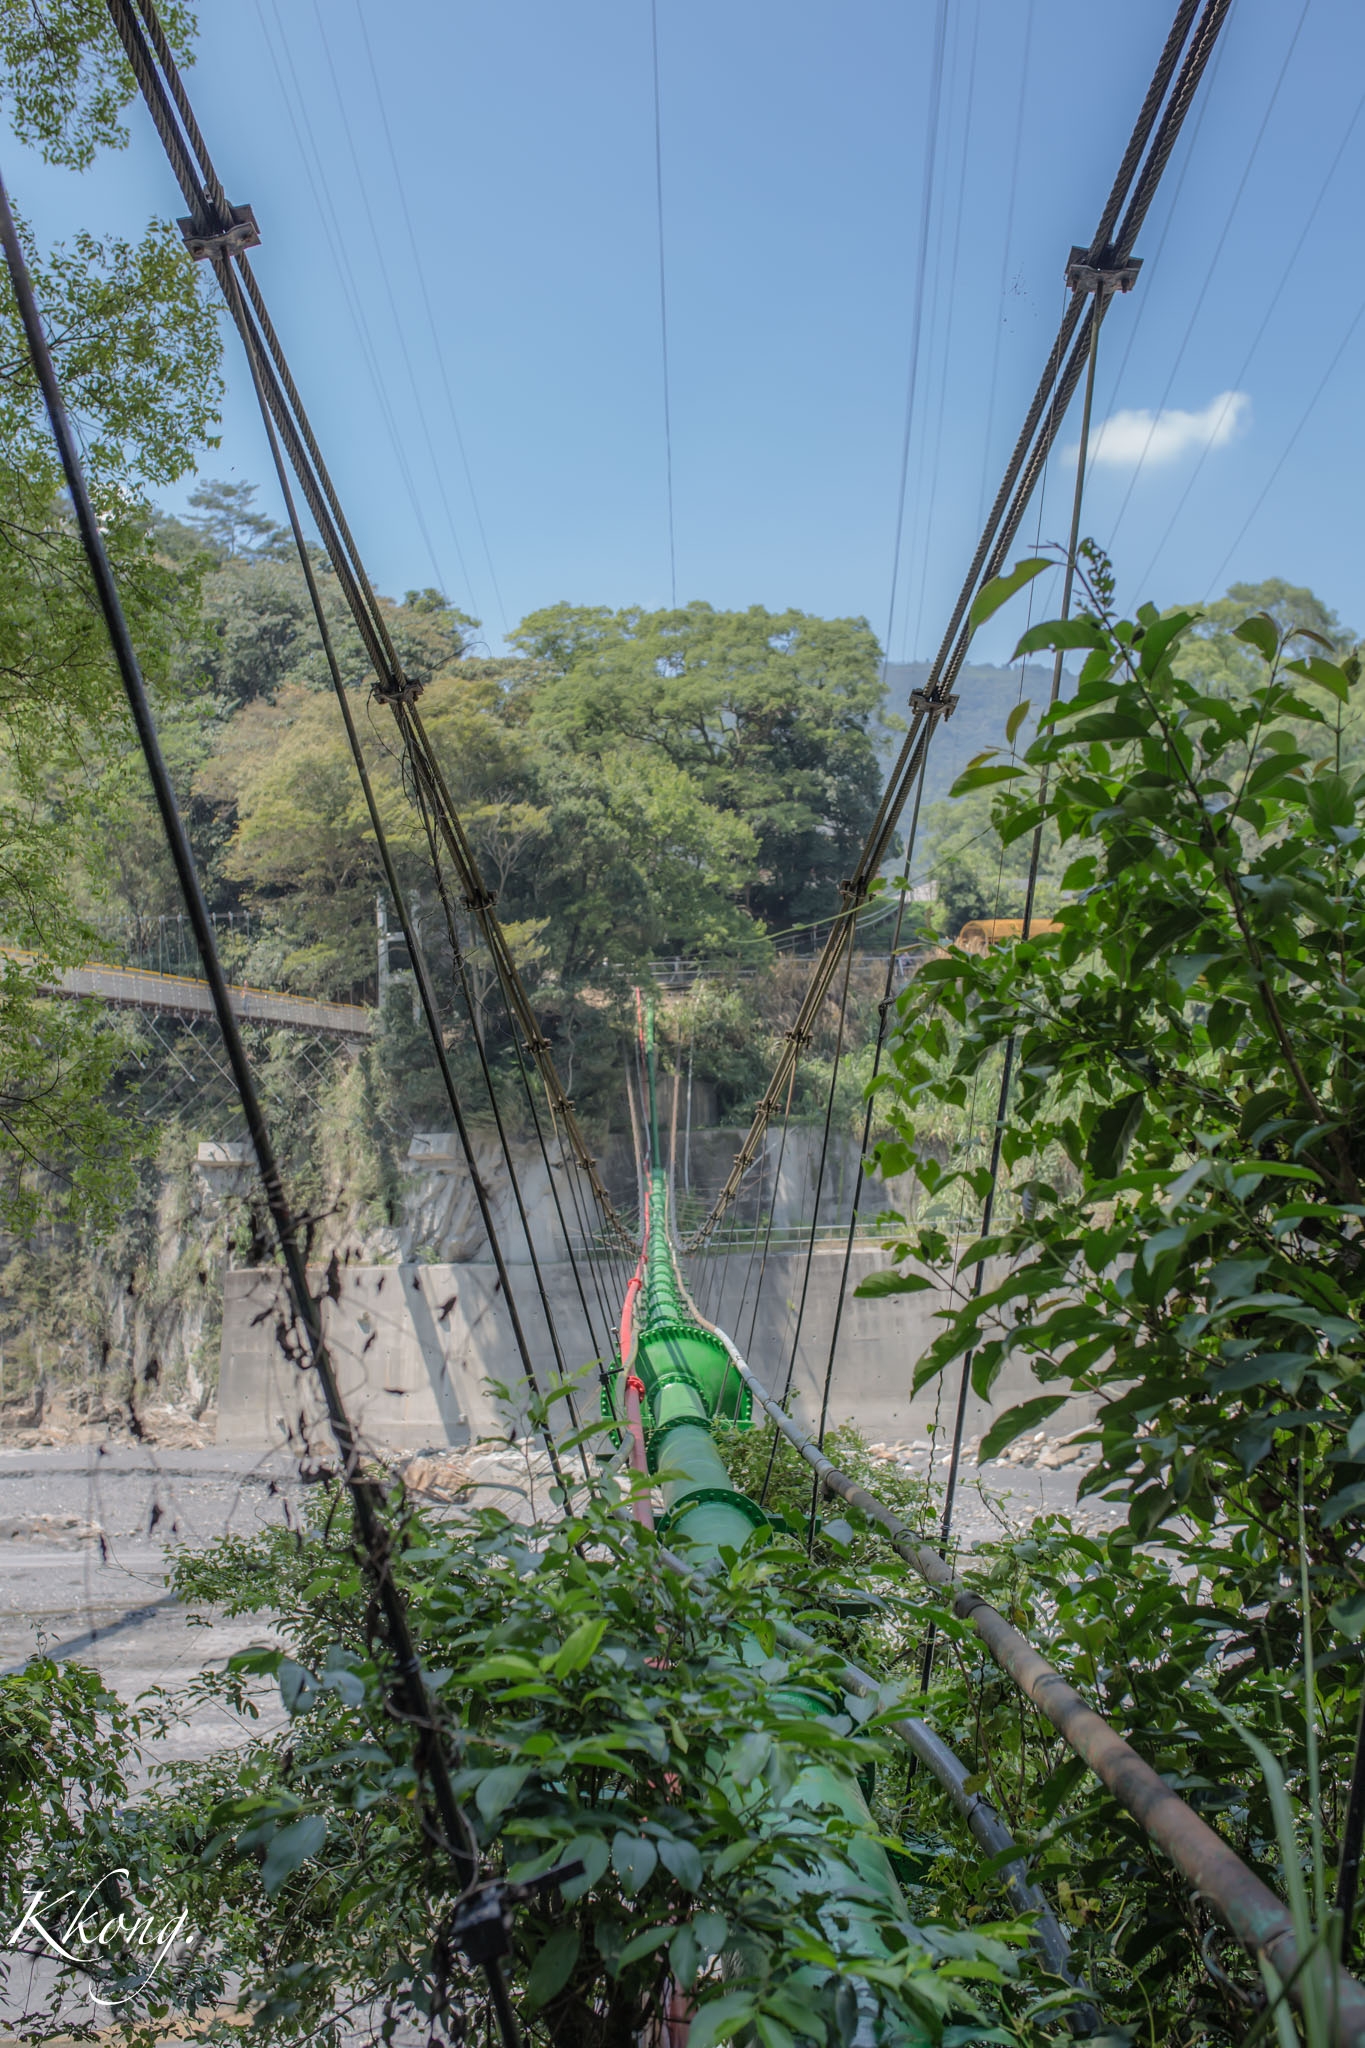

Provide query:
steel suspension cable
left=0, top=179, right=525, bottom=2046
left=1106, top=0, right=1309, bottom=556
left=687, top=0, right=1230, bottom=1249
left=109, top=0, right=633, bottom=1263
left=406, top=762, right=592, bottom=1460
left=225, top=264, right=571, bottom=1490
left=757, top=925, right=859, bottom=1510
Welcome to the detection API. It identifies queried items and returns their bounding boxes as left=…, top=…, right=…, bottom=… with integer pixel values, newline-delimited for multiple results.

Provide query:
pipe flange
left=644, top=1411, right=712, bottom=1474
left=655, top=1486, right=772, bottom=1535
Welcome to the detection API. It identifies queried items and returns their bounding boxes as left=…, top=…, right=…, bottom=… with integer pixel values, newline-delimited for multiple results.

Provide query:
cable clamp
left=372, top=672, right=426, bottom=705
left=450, top=1859, right=585, bottom=1966
left=911, top=688, right=958, bottom=721
left=178, top=203, right=260, bottom=261
left=1064, top=244, right=1142, bottom=294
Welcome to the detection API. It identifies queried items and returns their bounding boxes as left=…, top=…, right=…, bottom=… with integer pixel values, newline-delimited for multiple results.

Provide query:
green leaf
left=669, top=1923, right=700, bottom=1989
left=853, top=1268, right=933, bottom=1298
left=611, top=1830, right=659, bottom=1893
left=1137, top=609, right=1195, bottom=675
left=1013, top=615, right=1106, bottom=658
left=559, top=1832, right=610, bottom=1902
left=729, top=1731, right=771, bottom=1784
left=693, top=1910, right=730, bottom=1955
left=277, top=1659, right=317, bottom=1714
left=687, top=1991, right=757, bottom=2048
left=615, top=1923, right=675, bottom=1971
left=1306, top=771, right=1355, bottom=832
left=1168, top=954, right=1220, bottom=993
left=1330, top=1592, right=1365, bottom=1641
left=463, top=1654, right=540, bottom=1683
left=755, top=2016, right=797, bottom=2048
left=978, top=1396, right=1068, bottom=1463
left=525, top=1928, right=579, bottom=2011
left=261, top=1813, right=327, bottom=1896
left=1005, top=698, right=1031, bottom=746
left=967, top=556, right=1050, bottom=632
left=1322, top=1481, right=1365, bottom=1530
left=476, top=1764, right=530, bottom=1823
left=948, top=761, right=1026, bottom=798
left=1063, top=711, right=1151, bottom=743
left=1086, top=1090, right=1145, bottom=1179
left=658, top=1835, right=703, bottom=1891
left=1287, top=654, right=1351, bottom=703
left=1234, top=613, right=1279, bottom=663
left=552, top=1617, right=607, bottom=1677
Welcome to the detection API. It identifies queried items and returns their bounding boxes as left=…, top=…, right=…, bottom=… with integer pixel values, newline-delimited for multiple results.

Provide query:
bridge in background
left=4, top=951, right=374, bottom=1040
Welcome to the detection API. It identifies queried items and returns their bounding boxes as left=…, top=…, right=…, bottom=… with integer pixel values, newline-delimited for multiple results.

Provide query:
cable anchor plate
left=910, top=688, right=959, bottom=720
left=178, top=202, right=260, bottom=260
left=1065, top=245, right=1142, bottom=294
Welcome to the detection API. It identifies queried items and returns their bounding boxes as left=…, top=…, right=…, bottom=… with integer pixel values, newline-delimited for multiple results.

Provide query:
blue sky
left=12, top=0, right=1365, bottom=661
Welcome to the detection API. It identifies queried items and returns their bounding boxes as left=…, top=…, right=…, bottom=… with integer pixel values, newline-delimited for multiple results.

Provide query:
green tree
left=186, top=476, right=288, bottom=560
left=511, top=601, right=888, bottom=931
left=0, top=187, right=220, bottom=1222
left=1177, top=575, right=1354, bottom=697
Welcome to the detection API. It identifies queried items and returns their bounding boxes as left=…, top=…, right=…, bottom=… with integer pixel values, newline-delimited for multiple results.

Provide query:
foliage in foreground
left=859, top=553, right=1365, bottom=2038
left=5, top=1480, right=1062, bottom=2048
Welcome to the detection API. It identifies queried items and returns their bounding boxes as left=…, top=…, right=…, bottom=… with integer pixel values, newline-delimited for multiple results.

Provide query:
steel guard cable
left=806, top=704, right=942, bottom=1539
left=0, top=177, right=528, bottom=2048
left=720, top=1344, right=1365, bottom=2046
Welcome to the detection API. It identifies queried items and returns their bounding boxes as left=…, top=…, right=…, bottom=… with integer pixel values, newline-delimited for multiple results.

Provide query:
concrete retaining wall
left=218, top=1243, right=1091, bottom=1456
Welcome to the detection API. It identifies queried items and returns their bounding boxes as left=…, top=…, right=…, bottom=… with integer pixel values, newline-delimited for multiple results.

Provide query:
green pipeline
left=620, top=1121, right=908, bottom=1960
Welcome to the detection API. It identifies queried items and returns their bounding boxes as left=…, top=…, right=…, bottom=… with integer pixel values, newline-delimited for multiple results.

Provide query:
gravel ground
left=0, top=1438, right=1120, bottom=1737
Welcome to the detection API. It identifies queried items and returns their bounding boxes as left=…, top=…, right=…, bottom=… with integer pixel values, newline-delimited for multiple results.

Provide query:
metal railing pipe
left=720, top=1345, right=1365, bottom=2044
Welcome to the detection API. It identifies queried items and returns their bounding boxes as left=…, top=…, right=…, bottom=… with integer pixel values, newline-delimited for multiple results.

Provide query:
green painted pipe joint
left=656, top=1486, right=771, bottom=1538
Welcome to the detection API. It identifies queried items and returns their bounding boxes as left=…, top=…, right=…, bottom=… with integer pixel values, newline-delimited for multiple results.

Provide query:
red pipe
left=622, top=1372, right=654, bottom=1529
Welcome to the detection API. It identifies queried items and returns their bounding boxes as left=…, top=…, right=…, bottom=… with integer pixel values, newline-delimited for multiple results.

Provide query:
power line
left=305, top=0, right=480, bottom=613
left=253, top=0, right=455, bottom=601
left=882, top=0, right=950, bottom=670
left=1105, top=0, right=1308, bottom=556
left=974, top=0, right=1035, bottom=529
left=1135, top=72, right=1365, bottom=600
left=1202, top=286, right=1365, bottom=601
left=349, top=0, right=510, bottom=637
left=649, top=0, right=677, bottom=608
left=908, top=0, right=983, bottom=662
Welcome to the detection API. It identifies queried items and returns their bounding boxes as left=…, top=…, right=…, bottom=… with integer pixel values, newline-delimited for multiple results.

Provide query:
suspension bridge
left=4, top=0, right=1362, bottom=2041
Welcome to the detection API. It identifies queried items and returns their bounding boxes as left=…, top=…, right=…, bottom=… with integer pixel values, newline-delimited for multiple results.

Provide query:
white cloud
left=1077, top=389, right=1250, bottom=469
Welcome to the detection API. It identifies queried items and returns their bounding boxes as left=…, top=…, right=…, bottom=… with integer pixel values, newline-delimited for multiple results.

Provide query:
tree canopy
left=0, top=6, right=221, bottom=1227
left=511, top=601, right=888, bottom=931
